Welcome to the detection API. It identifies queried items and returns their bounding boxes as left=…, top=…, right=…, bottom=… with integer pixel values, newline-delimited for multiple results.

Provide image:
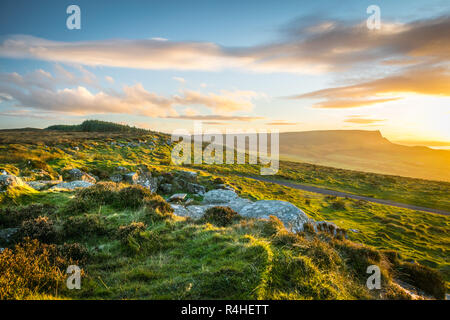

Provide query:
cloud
left=0, top=68, right=262, bottom=118
left=344, top=116, right=385, bottom=124
left=173, top=77, right=185, bottom=83
left=266, top=120, right=299, bottom=125
left=0, top=16, right=448, bottom=74
left=166, top=115, right=264, bottom=122
left=105, top=76, right=114, bottom=84
left=290, top=65, right=450, bottom=108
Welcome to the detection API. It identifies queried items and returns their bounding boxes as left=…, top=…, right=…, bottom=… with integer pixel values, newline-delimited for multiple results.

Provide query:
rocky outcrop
left=203, top=189, right=239, bottom=204
left=0, top=174, right=25, bottom=191
left=50, top=181, right=94, bottom=190
left=239, top=200, right=311, bottom=233
left=64, top=169, right=97, bottom=184
left=168, top=193, right=187, bottom=202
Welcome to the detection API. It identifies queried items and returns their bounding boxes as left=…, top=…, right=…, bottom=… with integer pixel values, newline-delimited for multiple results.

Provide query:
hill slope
left=278, top=130, right=450, bottom=182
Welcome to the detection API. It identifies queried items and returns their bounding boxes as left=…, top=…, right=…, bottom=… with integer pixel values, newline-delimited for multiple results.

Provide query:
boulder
left=239, top=200, right=311, bottom=233
left=168, top=193, right=187, bottom=202
left=26, top=181, right=47, bottom=191
left=64, top=168, right=96, bottom=184
left=160, top=183, right=173, bottom=194
left=137, top=175, right=158, bottom=193
left=203, top=189, right=239, bottom=204
left=0, top=174, right=25, bottom=191
left=123, top=172, right=139, bottom=184
left=186, top=183, right=206, bottom=195
left=50, top=181, right=94, bottom=190
left=0, top=228, right=19, bottom=243
left=110, top=173, right=123, bottom=183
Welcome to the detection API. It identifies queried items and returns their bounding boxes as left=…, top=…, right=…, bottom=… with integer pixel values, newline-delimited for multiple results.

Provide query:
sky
left=0, top=0, right=449, bottom=145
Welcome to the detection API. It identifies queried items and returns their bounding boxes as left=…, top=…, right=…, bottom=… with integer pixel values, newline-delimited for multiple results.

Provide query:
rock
left=50, top=181, right=94, bottom=190
left=123, top=172, right=139, bottom=184
left=186, top=183, right=206, bottom=195
left=160, top=183, right=173, bottom=193
left=73, top=146, right=80, bottom=151
left=0, top=174, right=25, bottom=191
left=26, top=181, right=47, bottom=191
left=349, top=228, right=360, bottom=233
left=0, top=228, right=19, bottom=243
left=176, top=170, right=198, bottom=180
left=110, top=173, right=123, bottom=183
left=185, top=198, right=194, bottom=205
left=65, top=168, right=96, bottom=184
left=168, top=193, right=187, bottom=202
left=137, top=175, right=158, bottom=193
left=203, top=189, right=239, bottom=204
left=215, top=184, right=235, bottom=191
left=171, top=204, right=217, bottom=219
left=239, top=200, right=310, bottom=233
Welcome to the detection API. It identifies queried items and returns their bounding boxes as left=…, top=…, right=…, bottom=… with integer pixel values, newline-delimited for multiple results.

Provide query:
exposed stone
left=349, top=228, right=360, bottom=233
left=203, top=189, right=239, bottom=204
left=26, top=181, right=47, bottom=191
left=239, top=200, right=311, bottom=233
left=0, top=174, right=25, bottom=191
left=176, top=170, right=198, bottom=180
left=50, top=181, right=94, bottom=190
left=186, top=183, right=206, bottom=195
left=64, top=168, right=97, bottom=184
left=137, top=175, right=158, bottom=192
left=168, top=193, right=187, bottom=202
left=110, top=173, right=123, bottom=183
left=123, top=172, right=139, bottom=184
left=0, top=228, right=19, bottom=243
left=160, top=183, right=173, bottom=193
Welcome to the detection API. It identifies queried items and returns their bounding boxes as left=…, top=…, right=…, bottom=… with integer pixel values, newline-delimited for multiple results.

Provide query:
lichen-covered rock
left=160, top=183, right=173, bottom=193
left=123, top=172, right=139, bottom=184
left=64, top=168, right=96, bottom=184
left=137, top=176, right=158, bottom=192
left=239, top=200, right=310, bottom=233
left=50, top=180, right=94, bottom=190
left=186, top=183, right=206, bottom=195
left=168, top=193, right=187, bottom=202
left=203, top=189, right=239, bottom=204
left=0, top=174, right=25, bottom=191
left=110, top=173, right=123, bottom=183
left=26, top=181, right=47, bottom=191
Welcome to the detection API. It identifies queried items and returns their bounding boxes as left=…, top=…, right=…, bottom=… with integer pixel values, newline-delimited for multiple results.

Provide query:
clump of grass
left=0, top=203, right=56, bottom=228
left=117, top=222, right=147, bottom=241
left=63, top=214, right=111, bottom=239
left=115, top=185, right=154, bottom=209
left=19, top=216, right=58, bottom=244
left=201, top=206, right=240, bottom=227
left=396, top=262, right=446, bottom=299
left=331, top=199, right=347, bottom=210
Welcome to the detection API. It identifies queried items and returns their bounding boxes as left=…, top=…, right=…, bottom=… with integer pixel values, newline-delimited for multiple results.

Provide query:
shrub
left=19, top=216, right=58, bottom=243
left=115, top=185, right=153, bottom=209
left=0, top=204, right=56, bottom=228
left=57, top=243, right=90, bottom=265
left=117, top=222, right=147, bottom=241
left=63, top=214, right=110, bottom=239
left=396, top=262, right=446, bottom=299
left=144, top=194, right=173, bottom=216
left=0, top=239, right=66, bottom=299
left=201, top=206, right=239, bottom=227
left=261, top=216, right=285, bottom=237
left=331, top=200, right=347, bottom=210
left=76, top=182, right=119, bottom=206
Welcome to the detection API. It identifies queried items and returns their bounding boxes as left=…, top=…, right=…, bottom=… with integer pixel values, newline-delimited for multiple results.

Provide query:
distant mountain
left=278, top=130, right=450, bottom=182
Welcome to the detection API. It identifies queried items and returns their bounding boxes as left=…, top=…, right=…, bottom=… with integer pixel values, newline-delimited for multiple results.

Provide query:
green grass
left=0, top=128, right=448, bottom=299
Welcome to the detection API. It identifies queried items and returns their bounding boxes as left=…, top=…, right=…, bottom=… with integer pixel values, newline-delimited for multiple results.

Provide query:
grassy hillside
left=278, top=130, right=450, bottom=182
left=0, top=125, right=448, bottom=299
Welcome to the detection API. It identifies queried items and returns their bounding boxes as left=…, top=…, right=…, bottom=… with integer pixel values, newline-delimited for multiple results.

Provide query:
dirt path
left=241, top=175, right=450, bottom=216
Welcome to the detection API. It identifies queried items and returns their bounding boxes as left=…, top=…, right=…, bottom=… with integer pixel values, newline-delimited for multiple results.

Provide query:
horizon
left=0, top=0, right=449, bottom=146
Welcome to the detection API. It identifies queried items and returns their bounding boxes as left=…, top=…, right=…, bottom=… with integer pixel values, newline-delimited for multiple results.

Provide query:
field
left=0, top=126, right=448, bottom=299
